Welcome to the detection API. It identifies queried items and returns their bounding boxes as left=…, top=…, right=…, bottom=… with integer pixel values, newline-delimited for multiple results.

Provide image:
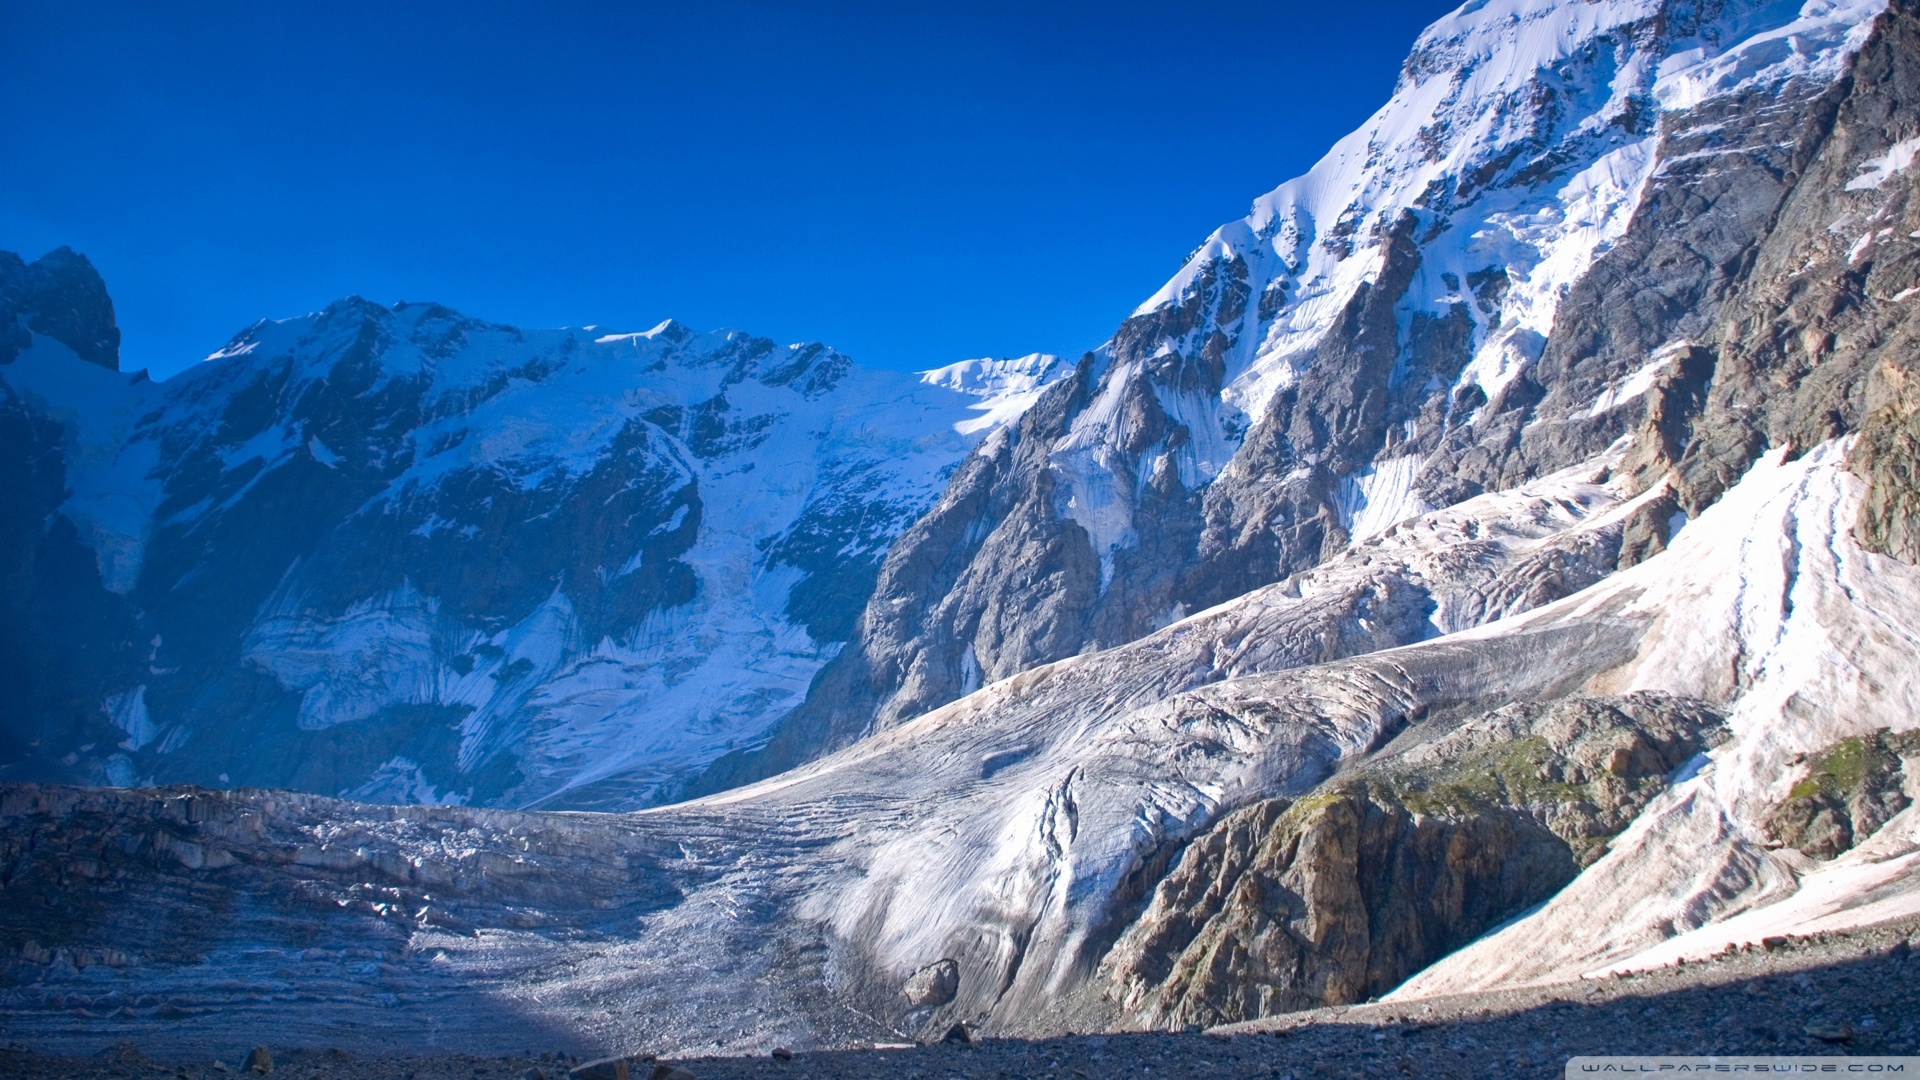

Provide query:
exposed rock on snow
left=902, top=958, right=961, bottom=1007
left=6, top=438, right=1914, bottom=1055
left=1101, top=692, right=1726, bottom=1028
left=713, top=0, right=1904, bottom=798
left=1764, top=729, right=1919, bottom=860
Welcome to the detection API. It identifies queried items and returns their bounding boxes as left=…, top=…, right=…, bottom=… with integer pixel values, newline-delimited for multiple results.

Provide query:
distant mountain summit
left=0, top=247, right=120, bottom=369
left=0, top=278, right=1060, bottom=807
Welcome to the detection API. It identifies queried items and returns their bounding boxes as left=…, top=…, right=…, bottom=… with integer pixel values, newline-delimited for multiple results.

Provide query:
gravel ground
left=5, top=915, right=1916, bottom=1080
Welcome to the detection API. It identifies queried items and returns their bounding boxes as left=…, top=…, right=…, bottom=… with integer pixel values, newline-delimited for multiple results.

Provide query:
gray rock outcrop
left=1102, top=693, right=1724, bottom=1027
left=903, top=959, right=960, bottom=1007
left=703, top=0, right=1920, bottom=801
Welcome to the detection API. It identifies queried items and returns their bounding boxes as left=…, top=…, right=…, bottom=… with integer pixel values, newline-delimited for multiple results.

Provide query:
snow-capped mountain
left=4, top=0, right=1920, bottom=1058
left=706, top=0, right=1902, bottom=790
left=0, top=265, right=1061, bottom=808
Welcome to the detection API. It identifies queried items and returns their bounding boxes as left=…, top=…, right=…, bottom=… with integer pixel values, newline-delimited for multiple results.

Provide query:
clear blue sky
left=2, top=1, right=1452, bottom=378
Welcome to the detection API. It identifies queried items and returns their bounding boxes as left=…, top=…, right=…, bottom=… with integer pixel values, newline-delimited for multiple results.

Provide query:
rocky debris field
left=5, top=915, right=1915, bottom=1080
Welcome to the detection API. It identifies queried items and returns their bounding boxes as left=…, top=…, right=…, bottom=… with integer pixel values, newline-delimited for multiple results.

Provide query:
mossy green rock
left=1767, top=730, right=1919, bottom=859
left=1103, top=692, right=1723, bottom=1028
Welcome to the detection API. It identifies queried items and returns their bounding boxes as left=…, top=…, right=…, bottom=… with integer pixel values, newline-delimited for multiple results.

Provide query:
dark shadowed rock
left=0, top=247, right=120, bottom=370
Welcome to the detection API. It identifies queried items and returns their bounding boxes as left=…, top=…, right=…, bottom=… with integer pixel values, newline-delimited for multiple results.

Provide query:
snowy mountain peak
left=0, top=246, right=121, bottom=370
left=739, top=0, right=1905, bottom=807
left=919, top=352, right=1069, bottom=436
left=0, top=280, right=1067, bottom=809
left=1138, top=0, right=1885, bottom=428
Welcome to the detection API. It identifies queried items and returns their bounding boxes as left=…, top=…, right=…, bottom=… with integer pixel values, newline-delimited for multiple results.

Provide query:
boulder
left=903, top=958, right=960, bottom=1007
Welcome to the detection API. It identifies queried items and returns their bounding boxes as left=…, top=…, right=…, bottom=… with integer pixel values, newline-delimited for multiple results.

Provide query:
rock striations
left=2, top=0, right=1919, bottom=1061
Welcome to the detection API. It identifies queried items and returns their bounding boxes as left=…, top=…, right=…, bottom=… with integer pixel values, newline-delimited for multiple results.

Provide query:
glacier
left=2, top=0, right=1919, bottom=1058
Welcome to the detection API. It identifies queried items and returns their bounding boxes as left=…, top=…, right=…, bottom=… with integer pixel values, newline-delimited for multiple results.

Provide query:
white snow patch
left=1572, top=343, right=1688, bottom=420
left=1588, top=812, right=1920, bottom=975
left=1336, top=456, right=1430, bottom=541
left=344, top=757, right=468, bottom=806
left=244, top=586, right=446, bottom=732
left=0, top=336, right=165, bottom=593
left=959, top=643, right=983, bottom=698
left=1845, top=136, right=1920, bottom=191
left=1849, top=231, right=1876, bottom=263
left=1048, top=362, right=1147, bottom=588
left=919, top=354, right=1067, bottom=436
left=307, top=436, right=340, bottom=466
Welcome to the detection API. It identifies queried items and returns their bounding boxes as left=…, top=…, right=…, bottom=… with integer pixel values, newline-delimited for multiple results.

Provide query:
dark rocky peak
left=1110, top=252, right=1247, bottom=398
left=392, top=300, right=507, bottom=361
left=0, top=246, right=121, bottom=370
left=759, top=340, right=853, bottom=396
left=308, top=294, right=397, bottom=347
left=646, top=316, right=694, bottom=344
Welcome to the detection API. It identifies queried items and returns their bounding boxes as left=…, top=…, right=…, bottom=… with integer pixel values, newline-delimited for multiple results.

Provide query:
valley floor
left=6, top=915, right=1915, bottom=1080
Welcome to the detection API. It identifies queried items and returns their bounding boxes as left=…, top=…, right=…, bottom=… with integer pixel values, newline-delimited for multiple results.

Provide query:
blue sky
left=2, top=1, right=1451, bottom=378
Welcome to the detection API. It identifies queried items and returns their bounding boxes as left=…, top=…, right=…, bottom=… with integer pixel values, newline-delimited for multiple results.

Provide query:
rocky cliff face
left=1103, top=693, right=1724, bottom=1027
left=0, top=280, right=1059, bottom=809
left=705, top=0, right=1905, bottom=795
left=0, top=248, right=120, bottom=370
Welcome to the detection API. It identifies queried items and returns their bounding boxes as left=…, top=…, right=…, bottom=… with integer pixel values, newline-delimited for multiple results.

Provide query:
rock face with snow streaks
left=708, top=0, right=1904, bottom=795
left=0, top=281, right=1059, bottom=809
left=4, top=0, right=1920, bottom=1059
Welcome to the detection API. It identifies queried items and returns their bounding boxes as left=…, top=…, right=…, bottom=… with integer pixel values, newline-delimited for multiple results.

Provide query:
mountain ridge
left=692, top=0, right=1905, bottom=797
left=1, top=0, right=1918, bottom=1057
left=0, top=269, right=1063, bottom=808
